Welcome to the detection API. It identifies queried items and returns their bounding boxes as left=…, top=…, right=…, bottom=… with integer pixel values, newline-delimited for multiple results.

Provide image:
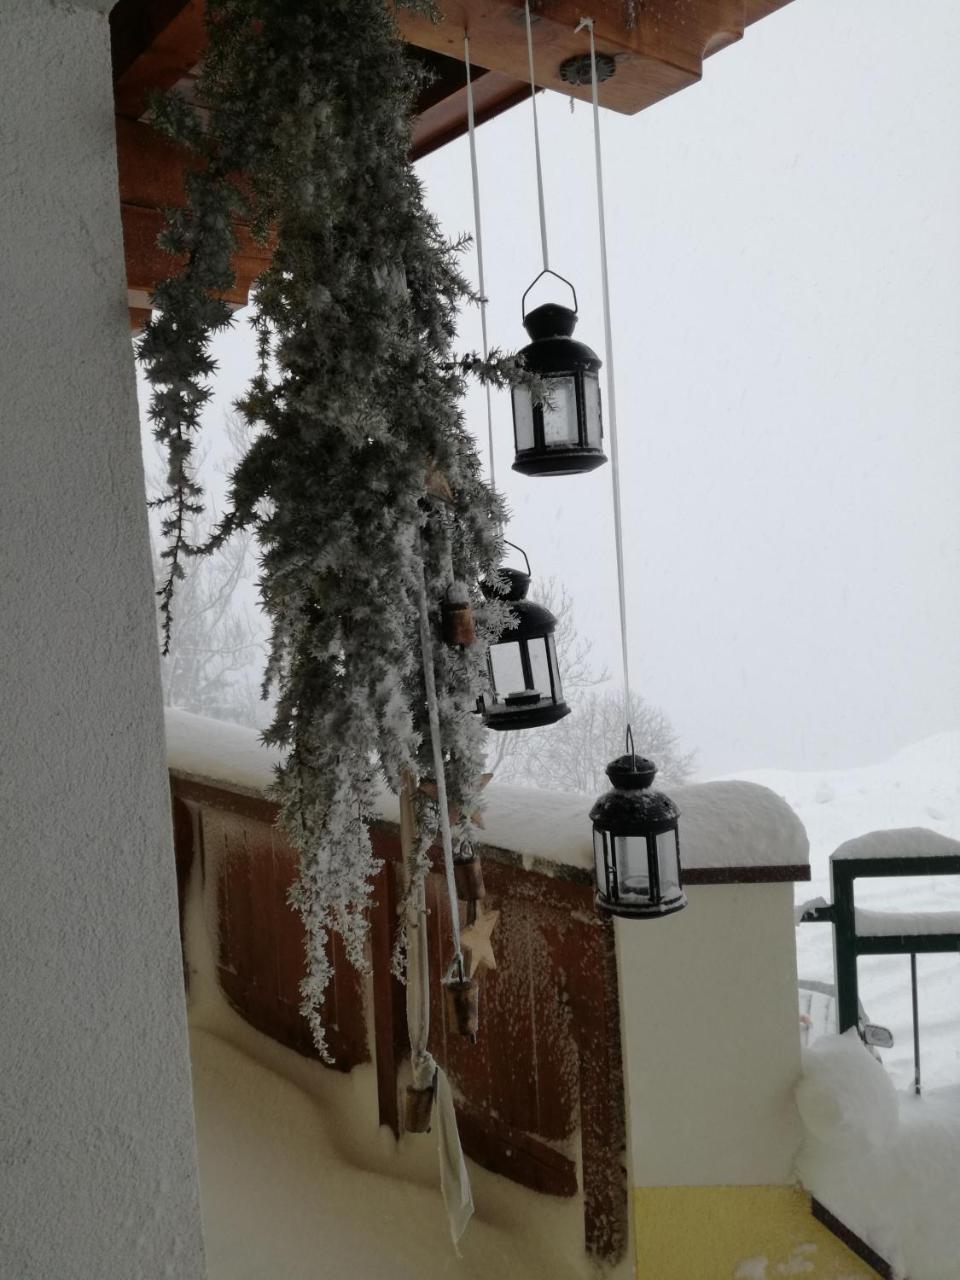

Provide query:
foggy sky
left=145, top=0, right=960, bottom=778
left=418, top=0, right=960, bottom=776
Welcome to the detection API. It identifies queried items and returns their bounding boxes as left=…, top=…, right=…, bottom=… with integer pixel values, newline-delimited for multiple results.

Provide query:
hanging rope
left=524, top=0, right=550, bottom=272
left=415, top=553, right=463, bottom=973
left=463, top=32, right=497, bottom=493
left=577, top=16, right=632, bottom=715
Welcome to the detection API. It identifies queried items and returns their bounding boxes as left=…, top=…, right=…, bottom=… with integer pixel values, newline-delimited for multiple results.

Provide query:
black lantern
left=479, top=544, right=570, bottom=731
left=511, top=271, right=606, bottom=477
left=590, top=730, right=686, bottom=919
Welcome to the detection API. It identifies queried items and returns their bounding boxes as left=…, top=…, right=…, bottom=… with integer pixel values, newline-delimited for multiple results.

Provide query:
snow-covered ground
left=725, top=731, right=960, bottom=1090
left=796, top=1031, right=960, bottom=1280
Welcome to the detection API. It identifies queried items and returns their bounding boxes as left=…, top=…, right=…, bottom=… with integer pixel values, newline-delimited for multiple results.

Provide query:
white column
left=0, top=2, right=206, bottom=1275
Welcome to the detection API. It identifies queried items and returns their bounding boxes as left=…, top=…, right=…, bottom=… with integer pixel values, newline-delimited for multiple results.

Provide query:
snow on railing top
left=854, top=907, right=960, bottom=937
left=165, top=707, right=810, bottom=880
left=832, top=827, right=960, bottom=861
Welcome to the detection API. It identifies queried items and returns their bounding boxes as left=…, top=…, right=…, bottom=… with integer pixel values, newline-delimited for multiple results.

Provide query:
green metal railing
left=801, top=850, right=960, bottom=1095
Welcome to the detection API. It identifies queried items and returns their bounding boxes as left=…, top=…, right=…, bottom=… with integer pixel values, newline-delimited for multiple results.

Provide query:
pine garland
left=140, top=0, right=519, bottom=1057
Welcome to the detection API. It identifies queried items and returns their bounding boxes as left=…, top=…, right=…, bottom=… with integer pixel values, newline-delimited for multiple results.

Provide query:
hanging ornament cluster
left=471, top=7, right=687, bottom=921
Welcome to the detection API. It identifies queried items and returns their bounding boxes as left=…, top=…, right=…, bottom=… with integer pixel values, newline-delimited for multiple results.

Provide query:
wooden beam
left=412, top=69, right=530, bottom=159
left=111, top=0, right=204, bottom=120
left=396, top=0, right=795, bottom=116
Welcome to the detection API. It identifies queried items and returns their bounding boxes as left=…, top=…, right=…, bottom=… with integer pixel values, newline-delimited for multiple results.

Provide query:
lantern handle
left=501, top=539, right=532, bottom=578
left=625, top=723, right=636, bottom=766
left=522, top=269, right=578, bottom=320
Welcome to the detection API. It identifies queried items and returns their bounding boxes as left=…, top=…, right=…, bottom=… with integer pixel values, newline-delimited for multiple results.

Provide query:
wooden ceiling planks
left=112, top=0, right=796, bottom=325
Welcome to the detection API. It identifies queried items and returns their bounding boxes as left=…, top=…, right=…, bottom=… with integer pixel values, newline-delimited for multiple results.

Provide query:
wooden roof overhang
left=112, top=0, right=794, bottom=326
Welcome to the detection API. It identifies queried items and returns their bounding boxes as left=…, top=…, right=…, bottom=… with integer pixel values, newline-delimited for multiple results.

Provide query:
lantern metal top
left=589, top=735, right=680, bottom=836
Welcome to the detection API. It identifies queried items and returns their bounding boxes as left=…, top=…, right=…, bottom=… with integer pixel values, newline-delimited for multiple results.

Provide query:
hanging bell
left=511, top=270, right=606, bottom=477
left=442, top=583, right=477, bottom=648
left=444, top=975, right=480, bottom=1040
left=453, top=847, right=486, bottom=901
left=403, top=1082, right=435, bottom=1134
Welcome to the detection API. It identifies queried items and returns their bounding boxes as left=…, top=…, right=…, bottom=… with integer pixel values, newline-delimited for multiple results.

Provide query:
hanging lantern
left=590, top=730, right=686, bottom=919
left=478, top=543, right=570, bottom=731
left=511, top=270, right=607, bottom=477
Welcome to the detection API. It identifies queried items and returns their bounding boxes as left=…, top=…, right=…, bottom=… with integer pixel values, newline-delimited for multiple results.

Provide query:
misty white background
left=139, top=0, right=960, bottom=778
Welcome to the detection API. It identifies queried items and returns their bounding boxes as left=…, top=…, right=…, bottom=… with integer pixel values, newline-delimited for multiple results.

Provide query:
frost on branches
left=139, top=0, right=516, bottom=1058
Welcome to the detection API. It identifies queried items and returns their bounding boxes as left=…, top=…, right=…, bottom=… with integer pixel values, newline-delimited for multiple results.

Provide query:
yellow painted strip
left=634, top=1186, right=879, bottom=1279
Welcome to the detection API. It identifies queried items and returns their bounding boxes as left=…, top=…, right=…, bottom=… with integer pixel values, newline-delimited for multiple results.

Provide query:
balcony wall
left=166, top=708, right=879, bottom=1277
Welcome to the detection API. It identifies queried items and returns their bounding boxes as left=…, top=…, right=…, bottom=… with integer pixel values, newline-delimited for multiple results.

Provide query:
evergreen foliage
left=139, top=0, right=517, bottom=1056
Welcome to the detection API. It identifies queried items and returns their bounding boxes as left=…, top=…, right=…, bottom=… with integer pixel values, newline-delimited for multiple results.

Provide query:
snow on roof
left=832, top=827, right=960, bottom=861
left=165, top=707, right=809, bottom=879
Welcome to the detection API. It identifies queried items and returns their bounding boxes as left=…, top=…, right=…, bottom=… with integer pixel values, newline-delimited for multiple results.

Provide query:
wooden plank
left=412, top=70, right=530, bottom=160
left=571, top=914, right=628, bottom=1261
left=811, top=1198, right=895, bottom=1279
left=112, top=0, right=205, bottom=120
left=369, top=834, right=409, bottom=1136
left=455, top=1107, right=577, bottom=1197
left=396, top=0, right=705, bottom=117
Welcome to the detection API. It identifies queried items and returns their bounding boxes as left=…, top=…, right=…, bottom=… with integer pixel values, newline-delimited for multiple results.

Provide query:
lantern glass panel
left=490, top=641, right=525, bottom=701
left=547, top=633, right=562, bottom=698
left=593, top=829, right=607, bottom=892
left=512, top=386, right=535, bottom=452
left=583, top=371, right=603, bottom=447
left=656, top=830, right=681, bottom=899
left=616, top=834, right=652, bottom=902
left=542, top=376, right=579, bottom=447
left=528, top=637, right=552, bottom=697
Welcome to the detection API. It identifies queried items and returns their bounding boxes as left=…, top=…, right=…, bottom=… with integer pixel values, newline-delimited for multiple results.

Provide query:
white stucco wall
left=619, top=881, right=803, bottom=1188
left=0, top=2, right=206, bottom=1275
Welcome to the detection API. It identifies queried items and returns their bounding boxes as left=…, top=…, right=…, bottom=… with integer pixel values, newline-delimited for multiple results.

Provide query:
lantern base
left=513, top=447, right=607, bottom=477
left=481, top=698, right=571, bottom=731
left=595, top=890, right=688, bottom=920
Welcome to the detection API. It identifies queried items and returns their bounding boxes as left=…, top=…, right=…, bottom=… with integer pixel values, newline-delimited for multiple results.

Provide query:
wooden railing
left=170, top=772, right=627, bottom=1262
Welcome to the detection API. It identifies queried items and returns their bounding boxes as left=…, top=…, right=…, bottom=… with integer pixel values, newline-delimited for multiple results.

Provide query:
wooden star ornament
left=459, top=906, right=500, bottom=978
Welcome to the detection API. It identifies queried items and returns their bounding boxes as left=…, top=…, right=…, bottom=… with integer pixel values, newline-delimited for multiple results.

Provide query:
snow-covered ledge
left=165, top=707, right=810, bottom=885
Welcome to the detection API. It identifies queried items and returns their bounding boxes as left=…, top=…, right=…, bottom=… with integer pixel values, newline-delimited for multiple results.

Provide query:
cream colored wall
left=0, top=1, right=206, bottom=1274
left=618, top=883, right=803, bottom=1188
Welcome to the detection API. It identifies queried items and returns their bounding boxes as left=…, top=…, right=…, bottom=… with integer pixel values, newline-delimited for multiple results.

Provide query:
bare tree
left=150, top=416, right=269, bottom=729
left=488, top=579, right=695, bottom=792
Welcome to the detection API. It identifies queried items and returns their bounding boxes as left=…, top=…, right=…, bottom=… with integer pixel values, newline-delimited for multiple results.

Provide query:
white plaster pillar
left=0, top=1, right=206, bottom=1275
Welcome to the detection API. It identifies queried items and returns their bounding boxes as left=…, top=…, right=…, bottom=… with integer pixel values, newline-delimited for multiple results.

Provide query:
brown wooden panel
left=209, top=807, right=369, bottom=1071
left=121, top=203, right=270, bottom=307
left=169, top=778, right=626, bottom=1258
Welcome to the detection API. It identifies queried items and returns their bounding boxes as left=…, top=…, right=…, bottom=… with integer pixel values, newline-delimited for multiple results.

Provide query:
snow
left=165, top=708, right=809, bottom=877
left=855, top=908, right=960, bottom=938
left=833, top=826, right=960, bottom=861
left=725, top=732, right=960, bottom=1090
left=166, top=707, right=281, bottom=795
left=795, top=1030, right=899, bottom=1154
left=183, top=830, right=631, bottom=1280
left=795, top=1033, right=960, bottom=1280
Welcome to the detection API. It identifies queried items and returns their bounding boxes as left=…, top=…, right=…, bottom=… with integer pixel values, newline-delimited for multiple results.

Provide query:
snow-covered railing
left=804, top=828, right=960, bottom=1099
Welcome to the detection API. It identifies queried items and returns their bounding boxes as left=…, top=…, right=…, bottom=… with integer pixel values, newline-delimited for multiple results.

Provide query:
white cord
left=464, top=32, right=497, bottom=493
left=524, top=0, right=550, bottom=272
left=416, top=556, right=462, bottom=967
left=577, top=16, right=632, bottom=713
